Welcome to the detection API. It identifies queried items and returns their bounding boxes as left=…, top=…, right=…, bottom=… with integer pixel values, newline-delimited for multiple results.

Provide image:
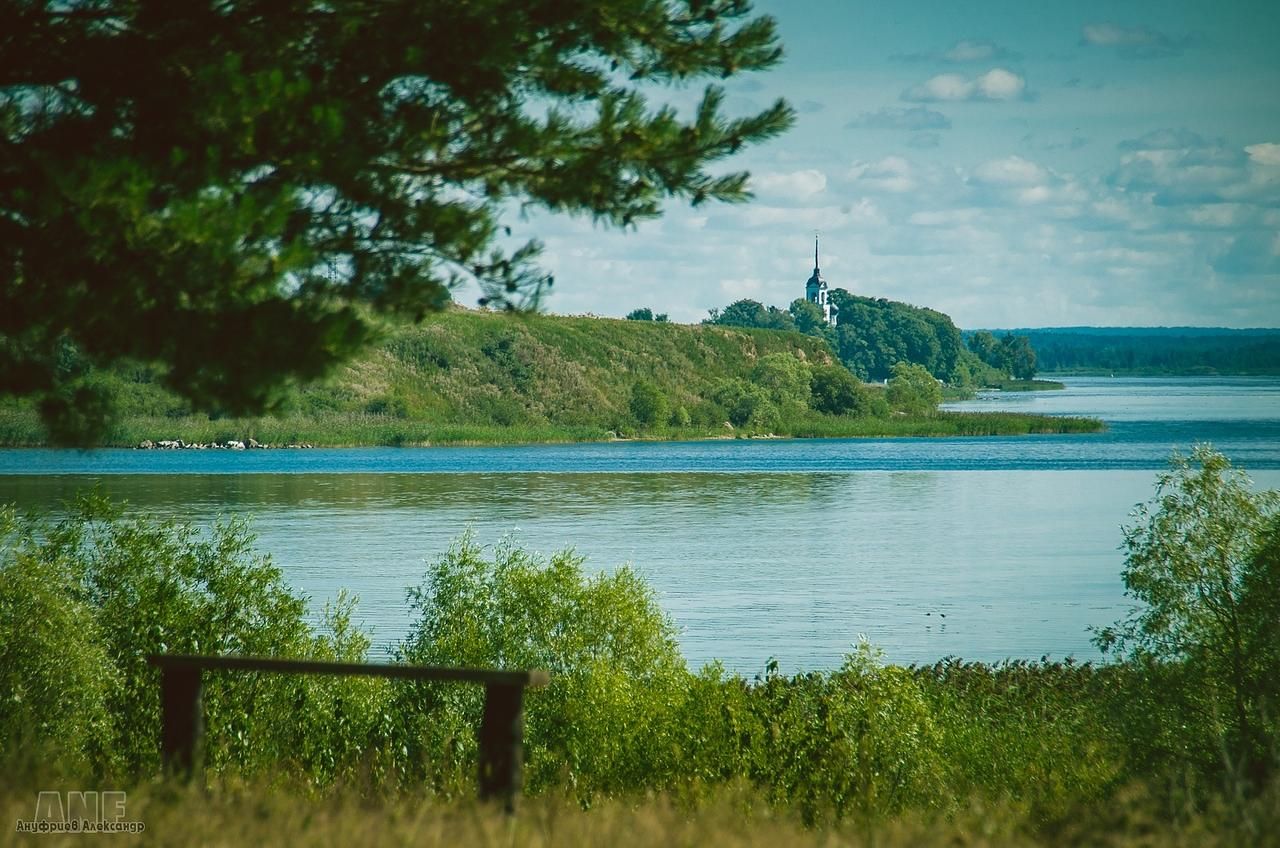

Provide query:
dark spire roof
left=807, top=233, right=825, bottom=288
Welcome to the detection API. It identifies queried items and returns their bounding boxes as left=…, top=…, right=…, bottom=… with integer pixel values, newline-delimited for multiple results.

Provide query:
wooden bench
left=147, top=654, right=550, bottom=811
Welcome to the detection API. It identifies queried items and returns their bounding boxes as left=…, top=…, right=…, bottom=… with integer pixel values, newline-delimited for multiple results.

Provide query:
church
left=804, top=236, right=839, bottom=326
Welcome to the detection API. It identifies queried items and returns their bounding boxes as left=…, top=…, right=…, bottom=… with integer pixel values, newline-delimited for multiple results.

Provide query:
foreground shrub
left=1096, top=445, right=1280, bottom=793
left=3, top=458, right=1276, bottom=827
left=394, top=532, right=690, bottom=797
left=0, top=494, right=377, bottom=781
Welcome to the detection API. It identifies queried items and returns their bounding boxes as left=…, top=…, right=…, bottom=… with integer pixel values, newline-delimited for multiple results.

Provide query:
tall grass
left=2, top=778, right=1276, bottom=848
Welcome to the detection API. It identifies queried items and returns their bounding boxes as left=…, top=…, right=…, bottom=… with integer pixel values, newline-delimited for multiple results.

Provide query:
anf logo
left=35, top=791, right=126, bottom=824
left=16, top=791, right=143, bottom=834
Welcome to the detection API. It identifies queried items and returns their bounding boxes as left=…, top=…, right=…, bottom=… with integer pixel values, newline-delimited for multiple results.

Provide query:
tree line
left=1004, top=329, right=1280, bottom=375
left=701, top=293, right=1038, bottom=385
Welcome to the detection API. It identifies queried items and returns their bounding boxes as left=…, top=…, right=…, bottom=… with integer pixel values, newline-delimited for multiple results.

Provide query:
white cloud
left=973, top=155, right=1049, bottom=186
left=1245, top=143, right=1280, bottom=166
left=751, top=169, right=828, bottom=204
left=733, top=201, right=886, bottom=230
left=1082, top=23, right=1157, bottom=47
left=1109, top=132, right=1273, bottom=204
left=848, top=157, right=916, bottom=193
left=902, top=68, right=1028, bottom=102
left=1080, top=22, right=1196, bottom=59
left=945, top=40, right=1001, bottom=62
left=718, top=276, right=767, bottom=298
left=1183, top=204, right=1252, bottom=230
left=908, top=208, right=983, bottom=227
left=904, top=73, right=971, bottom=102
left=977, top=68, right=1027, bottom=100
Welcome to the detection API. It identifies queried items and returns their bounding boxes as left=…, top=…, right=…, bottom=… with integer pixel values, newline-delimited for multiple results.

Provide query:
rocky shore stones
left=135, top=439, right=313, bottom=450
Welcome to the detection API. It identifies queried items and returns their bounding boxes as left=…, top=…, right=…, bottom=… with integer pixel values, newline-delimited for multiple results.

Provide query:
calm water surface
left=2, top=377, right=1277, bottom=672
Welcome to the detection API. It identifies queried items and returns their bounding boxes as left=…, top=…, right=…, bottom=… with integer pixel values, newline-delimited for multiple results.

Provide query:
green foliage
left=828, top=290, right=965, bottom=383
left=743, top=644, right=945, bottom=824
left=0, top=507, right=118, bottom=774
left=788, top=298, right=827, bottom=336
left=711, top=378, right=775, bottom=429
left=624, top=308, right=669, bottom=322
left=0, top=310, right=1093, bottom=444
left=967, top=330, right=1005, bottom=371
left=706, top=299, right=798, bottom=332
left=962, top=331, right=1038, bottom=382
left=885, top=362, right=942, bottom=416
left=750, top=352, right=812, bottom=418
left=1001, top=334, right=1038, bottom=380
left=0, top=311, right=852, bottom=445
left=1096, top=445, right=1280, bottom=790
left=915, top=658, right=1124, bottom=818
left=708, top=290, right=971, bottom=385
left=629, top=379, right=669, bottom=427
left=395, top=532, right=689, bottom=795
left=0, top=494, right=383, bottom=782
left=2, top=1, right=794, bottom=444
left=6, top=470, right=1276, bottom=826
left=809, top=365, right=871, bottom=416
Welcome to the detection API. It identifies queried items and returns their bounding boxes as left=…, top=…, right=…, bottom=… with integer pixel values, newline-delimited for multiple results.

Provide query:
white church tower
left=805, top=235, right=839, bottom=326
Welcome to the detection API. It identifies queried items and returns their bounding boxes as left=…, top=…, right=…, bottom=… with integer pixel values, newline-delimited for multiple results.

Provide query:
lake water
left=2, top=376, right=1278, bottom=673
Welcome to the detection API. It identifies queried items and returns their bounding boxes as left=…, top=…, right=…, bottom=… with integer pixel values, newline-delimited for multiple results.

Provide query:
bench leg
left=159, top=666, right=203, bottom=779
left=478, top=683, right=525, bottom=813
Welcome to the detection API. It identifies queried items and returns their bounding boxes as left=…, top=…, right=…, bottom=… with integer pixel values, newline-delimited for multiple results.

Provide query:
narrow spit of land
left=0, top=311, right=1101, bottom=447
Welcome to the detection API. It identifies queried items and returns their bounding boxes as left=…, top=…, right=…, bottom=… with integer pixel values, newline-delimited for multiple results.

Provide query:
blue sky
left=492, top=0, right=1280, bottom=328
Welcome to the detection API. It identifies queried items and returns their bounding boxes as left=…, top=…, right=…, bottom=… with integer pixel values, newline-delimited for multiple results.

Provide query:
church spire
left=805, top=232, right=838, bottom=327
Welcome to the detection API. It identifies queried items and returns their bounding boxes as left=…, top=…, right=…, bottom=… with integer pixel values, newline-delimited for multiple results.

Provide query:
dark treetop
left=1, top=0, right=793, bottom=443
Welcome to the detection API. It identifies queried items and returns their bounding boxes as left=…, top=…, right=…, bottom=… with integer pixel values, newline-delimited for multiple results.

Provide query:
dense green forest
left=0, top=310, right=1095, bottom=447
left=2, top=447, right=1276, bottom=844
left=700, top=291, right=1033, bottom=386
left=974, top=327, right=1280, bottom=375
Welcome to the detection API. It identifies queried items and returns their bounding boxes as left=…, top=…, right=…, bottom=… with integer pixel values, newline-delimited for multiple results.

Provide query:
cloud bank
left=902, top=68, right=1028, bottom=102
left=1080, top=22, right=1200, bottom=59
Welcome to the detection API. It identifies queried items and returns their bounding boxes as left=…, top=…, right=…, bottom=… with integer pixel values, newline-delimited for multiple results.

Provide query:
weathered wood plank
left=148, top=654, right=549, bottom=688
left=158, top=664, right=203, bottom=778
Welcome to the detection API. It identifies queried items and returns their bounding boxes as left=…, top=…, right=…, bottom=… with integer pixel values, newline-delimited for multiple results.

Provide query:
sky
left=483, top=0, right=1280, bottom=329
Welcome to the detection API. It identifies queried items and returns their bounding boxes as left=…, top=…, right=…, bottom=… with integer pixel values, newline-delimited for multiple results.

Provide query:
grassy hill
left=345, top=309, right=838, bottom=428
left=0, top=310, right=1100, bottom=446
